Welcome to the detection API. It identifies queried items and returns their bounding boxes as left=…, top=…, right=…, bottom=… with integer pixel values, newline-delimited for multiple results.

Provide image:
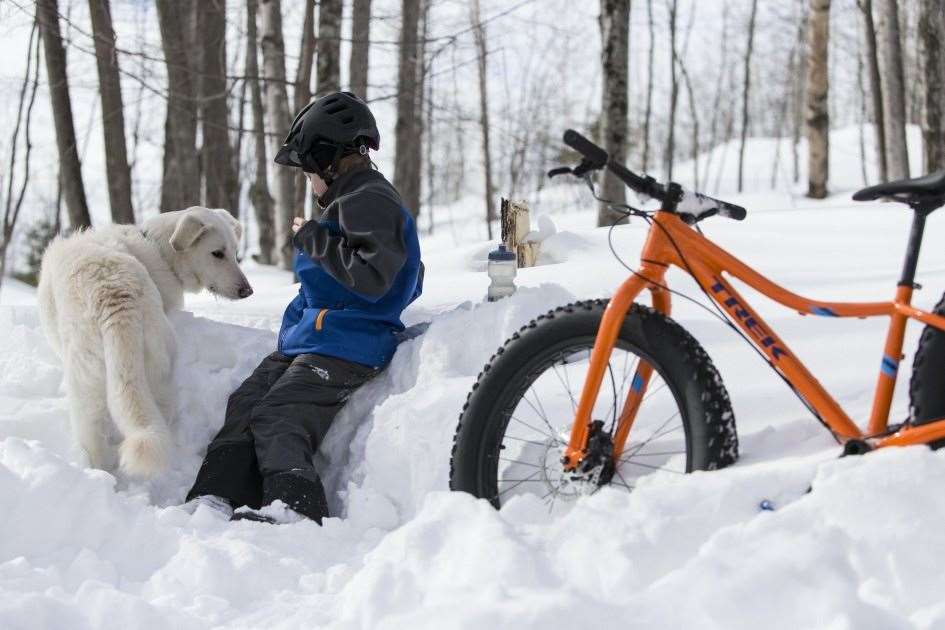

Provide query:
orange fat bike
left=449, top=129, right=945, bottom=509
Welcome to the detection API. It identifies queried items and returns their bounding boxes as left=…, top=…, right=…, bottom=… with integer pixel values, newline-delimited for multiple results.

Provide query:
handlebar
left=558, top=129, right=747, bottom=223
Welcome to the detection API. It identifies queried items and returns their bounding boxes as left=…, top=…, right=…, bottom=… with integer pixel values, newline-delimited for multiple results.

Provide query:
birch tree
left=247, top=0, right=275, bottom=264
left=807, top=0, right=830, bottom=199
left=156, top=0, right=200, bottom=211
left=394, top=0, right=423, bottom=217
left=471, top=0, right=495, bottom=237
left=200, top=0, right=239, bottom=215
left=598, top=0, right=630, bottom=226
left=293, top=1, right=316, bottom=219
left=260, top=0, right=295, bottom=268
left=664, top=0, right=678, bottom=181
left=316, top=0, right=343, bottom=95
left=642, top=0, right=655, bottom=173
left=88, top=0, right=134, bottom=224
left=876, top=0, right=910, bottom=179
left=859, top=0, right=888, bottom=182
left=349, top=0, right=372, bottom=99
left=37, top=0, right=92, bottom=229
left=737, top=0, right=758, bottom=193
left=918, top=0, right=945, bottom=172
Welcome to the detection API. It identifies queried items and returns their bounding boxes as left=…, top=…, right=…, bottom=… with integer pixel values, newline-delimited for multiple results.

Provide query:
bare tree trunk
left=316, top=0, right=343, bottom=95
left=37, top=0, right=92, bottom=229
left=424, top=44, right=435, bottom=234
left=156, top=0, right=200, bottom=212
left=199, top=0, right=239, bottom=215
left=470, top=0, right=495, bottom=238
left=598, top=0, right=630, bottom=227
left=1, top=20, right=40, bottom=287
left=246, top=0, right=275, bottom=265
left=87, top=0, right=134, bottom=224
left=807, top=0, right=830, bottom=199
left=877, top=0, right=910, bottom=179
left=293, top=0, right=316, bottom=221
left=415, top=0, right=431, bottom=217
left=260, top=0, right=296, bottom=269
left=793, top=6, right=808, bottom=184
left=857, top=47, right=870, bottom=185
left=664, top=0, right=678, bottom=181
left=919, top=0, right=945, bottom=173
left=641, top=0, right=654, bottom=173
left=295, top=0, right=316, bottom=111
left=349, top=0, right=372, bottom=100
left=737, top=0, right=758, bottom=193
left=702, top=1, right=729, bottom=188
left=394, top=0, right=422, bottom=217
left=678, top=60, right=700, bottom=191
left=859, top=0, right=888, bottom=182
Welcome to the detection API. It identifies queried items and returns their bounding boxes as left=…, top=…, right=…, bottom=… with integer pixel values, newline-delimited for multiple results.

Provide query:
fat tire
left=449, top=299, right=739, bottom=506
left=909, top=292, right=945, bottom=447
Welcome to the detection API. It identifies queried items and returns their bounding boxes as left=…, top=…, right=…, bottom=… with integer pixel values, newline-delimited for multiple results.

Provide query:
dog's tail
left=101, top=315, right=171, bottom=477
left=81, top=263, right=173, bottom=478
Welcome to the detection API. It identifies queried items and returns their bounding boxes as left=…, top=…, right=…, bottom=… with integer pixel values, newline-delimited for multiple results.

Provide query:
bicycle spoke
left=508, top=414, right=560, bottom=443
left=612, top=466, right=635, bottom=492
left=642, top=380, right=668, bottom=402
left=551, top=363, right=578, bottom=413
left=497, top=470, right=542, bottom=497
left=521, top=387, right=558, bottom=439
left=616, top=355, right=639, bottom=409
left=622, top=411, right=681, bottom=459
left=498, top=456, right=543, bottom=469
left=503, top=434, right=553, bottom=447
left=621, top=421, right=683, bottom=462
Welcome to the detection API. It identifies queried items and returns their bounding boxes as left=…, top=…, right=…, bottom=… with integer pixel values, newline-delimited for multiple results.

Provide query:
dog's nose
left=238, top=285, right=254, bottom=299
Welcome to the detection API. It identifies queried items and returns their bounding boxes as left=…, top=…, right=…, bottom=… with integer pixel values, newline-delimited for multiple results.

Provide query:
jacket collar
left=317, top=167, right=383, bottom=209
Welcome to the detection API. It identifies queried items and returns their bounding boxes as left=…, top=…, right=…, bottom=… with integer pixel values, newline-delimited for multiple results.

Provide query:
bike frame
left=563, top=210, right=945, bottom=470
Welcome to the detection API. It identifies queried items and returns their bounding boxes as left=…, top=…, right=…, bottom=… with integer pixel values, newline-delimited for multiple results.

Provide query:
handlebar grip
left=718, top=201, right=747, bottom=221
left=563, top=129, right=608, bottom=167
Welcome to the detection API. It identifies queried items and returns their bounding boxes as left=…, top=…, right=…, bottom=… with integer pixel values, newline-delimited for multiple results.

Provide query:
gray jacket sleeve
left=292, top=192, right=407, bottom=301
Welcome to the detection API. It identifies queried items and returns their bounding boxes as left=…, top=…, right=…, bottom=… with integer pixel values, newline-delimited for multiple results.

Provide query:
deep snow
left=4, top=133, right=945, bottom=627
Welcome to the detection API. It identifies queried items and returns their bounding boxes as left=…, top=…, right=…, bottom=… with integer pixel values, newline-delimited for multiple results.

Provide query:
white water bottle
left=487, top=245, right=517, bottom=301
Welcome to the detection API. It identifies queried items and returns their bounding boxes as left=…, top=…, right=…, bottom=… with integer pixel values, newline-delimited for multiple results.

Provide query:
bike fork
left=562, top=271, right=670, bottom=470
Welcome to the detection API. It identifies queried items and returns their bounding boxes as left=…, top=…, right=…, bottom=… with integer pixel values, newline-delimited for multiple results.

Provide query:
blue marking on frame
left=881, top=355, right=898, bottom=377
left=631, top=373, right=645, bottom=393
left=811, top=306, right=838, bottom=317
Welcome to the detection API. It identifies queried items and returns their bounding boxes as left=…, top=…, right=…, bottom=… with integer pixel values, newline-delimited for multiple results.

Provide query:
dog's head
left=153, top=207, right=253, bottom=300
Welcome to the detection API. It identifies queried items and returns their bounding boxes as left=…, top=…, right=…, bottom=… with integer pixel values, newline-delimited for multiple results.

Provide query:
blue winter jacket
left=277, top=168, right=423, bottom=368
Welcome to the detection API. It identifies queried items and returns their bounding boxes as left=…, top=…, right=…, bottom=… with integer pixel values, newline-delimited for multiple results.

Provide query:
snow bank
left=5, top=185, right=945, bottom=627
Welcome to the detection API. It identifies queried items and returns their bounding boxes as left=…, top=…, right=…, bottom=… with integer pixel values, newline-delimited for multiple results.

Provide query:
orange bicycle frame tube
left=563, top=211, right=945, bottom=470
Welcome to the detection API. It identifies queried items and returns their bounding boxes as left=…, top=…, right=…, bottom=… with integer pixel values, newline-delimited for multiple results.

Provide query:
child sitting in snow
left=184, top=92, right=423, bottom=524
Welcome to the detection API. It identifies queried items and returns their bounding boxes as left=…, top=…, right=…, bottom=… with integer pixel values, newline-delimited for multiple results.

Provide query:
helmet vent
left=325, top=103, right=347, bottom=114
left=340, top=114, right=355, bottom=124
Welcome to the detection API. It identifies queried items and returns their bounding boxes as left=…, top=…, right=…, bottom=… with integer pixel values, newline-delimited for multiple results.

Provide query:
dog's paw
left=119, top=428, right=171, bottom=477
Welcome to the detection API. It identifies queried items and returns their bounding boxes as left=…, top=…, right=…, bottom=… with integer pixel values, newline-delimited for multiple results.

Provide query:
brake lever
left=547, top=166, right=572, bottom=179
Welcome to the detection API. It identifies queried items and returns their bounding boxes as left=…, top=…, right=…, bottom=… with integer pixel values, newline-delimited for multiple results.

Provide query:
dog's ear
left=213, top=208, right=243, bottom=241
left=169, top=213, right=208, bottom=252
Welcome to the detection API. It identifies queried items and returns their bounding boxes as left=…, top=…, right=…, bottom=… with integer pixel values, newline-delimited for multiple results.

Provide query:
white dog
left=37, top=207, right=252, bottom=477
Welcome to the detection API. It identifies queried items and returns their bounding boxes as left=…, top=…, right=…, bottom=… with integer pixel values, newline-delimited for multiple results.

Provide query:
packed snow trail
left=4, top=190, right=945, bottom=628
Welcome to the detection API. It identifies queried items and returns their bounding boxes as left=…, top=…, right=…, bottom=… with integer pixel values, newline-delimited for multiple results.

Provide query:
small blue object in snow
left=759, top=499, right=775, bottom=511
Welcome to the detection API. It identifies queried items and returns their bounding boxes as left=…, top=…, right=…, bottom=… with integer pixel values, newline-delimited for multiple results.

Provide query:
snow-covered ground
left=4, top=131, right=945, bottom=627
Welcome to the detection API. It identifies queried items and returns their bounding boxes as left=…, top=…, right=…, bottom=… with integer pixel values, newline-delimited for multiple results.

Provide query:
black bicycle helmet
left=274, top=91, right=379, bottom=177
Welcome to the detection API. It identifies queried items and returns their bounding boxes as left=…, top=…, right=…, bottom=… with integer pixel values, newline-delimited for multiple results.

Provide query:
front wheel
left=449, top=299, right=739, bottom=508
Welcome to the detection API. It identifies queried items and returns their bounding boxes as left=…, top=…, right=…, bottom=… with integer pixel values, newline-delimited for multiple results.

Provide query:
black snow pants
left=186, top=352, right=378, bottom=522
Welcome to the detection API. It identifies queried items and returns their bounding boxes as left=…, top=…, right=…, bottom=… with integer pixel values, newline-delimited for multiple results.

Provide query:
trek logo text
left=711, top=277, right=788, bottom=361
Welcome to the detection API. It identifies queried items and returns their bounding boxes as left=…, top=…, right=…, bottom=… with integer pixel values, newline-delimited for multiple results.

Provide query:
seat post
left=899, top=211, right=927, bottom=287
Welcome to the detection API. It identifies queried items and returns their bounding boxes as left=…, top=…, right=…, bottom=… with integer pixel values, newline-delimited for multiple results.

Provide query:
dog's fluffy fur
left=38, top=207, right=251, bottom=477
